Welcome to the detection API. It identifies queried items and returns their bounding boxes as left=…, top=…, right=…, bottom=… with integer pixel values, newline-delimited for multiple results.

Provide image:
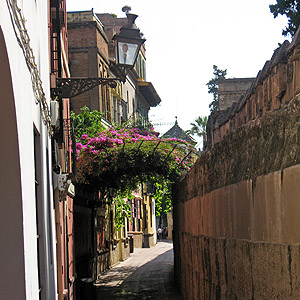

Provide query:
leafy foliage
left=113, top=189, right=133, bottom=230
left=186, top=116, right=208, bottom=139
left=71, top=108, right=196, bottom=222
left=153, top=182, right=172, bottom=216
left=270, top=0, right=300, bottom=37
left=186, top=116, right=208, bottom=150
left=71, top=106, right=106, bottom=141
left=206, top=65, right=227, bottom=112
left=75, top=127, right=193, bottom=193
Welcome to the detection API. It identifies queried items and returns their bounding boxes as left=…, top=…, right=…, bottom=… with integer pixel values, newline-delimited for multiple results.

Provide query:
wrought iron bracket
left=51, top=77, right=122, bottom=99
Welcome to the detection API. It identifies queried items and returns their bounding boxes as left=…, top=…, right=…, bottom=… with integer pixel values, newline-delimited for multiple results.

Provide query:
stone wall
left=173, top=28, right=300, bottom=299
left=173, top=96, right=300, bottom=298
left=174, top=234, right=300, bottom=300
left=206, top=28, right=300, bottom=150
left=130, top=232, right=143, bottom=248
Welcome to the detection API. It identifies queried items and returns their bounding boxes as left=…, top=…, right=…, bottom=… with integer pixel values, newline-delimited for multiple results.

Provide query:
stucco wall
left=120, top=240, right=130, bottom=261
left=0, top=1, right=57, bottom=299
left=0, top=25, right=26, bottom=300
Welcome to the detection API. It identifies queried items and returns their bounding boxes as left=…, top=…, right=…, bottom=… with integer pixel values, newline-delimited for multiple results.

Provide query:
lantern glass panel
left=118, top=42, right=139, bottom=66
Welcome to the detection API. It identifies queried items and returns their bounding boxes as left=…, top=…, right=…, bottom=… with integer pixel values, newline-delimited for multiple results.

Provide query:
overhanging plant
left=71, top=109, right=196, bottom=228
left=75, top=127, right=193, bottom=192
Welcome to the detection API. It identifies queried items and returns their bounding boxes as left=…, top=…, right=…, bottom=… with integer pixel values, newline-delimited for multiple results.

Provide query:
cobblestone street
left=95, top=241, right=182, bottom=300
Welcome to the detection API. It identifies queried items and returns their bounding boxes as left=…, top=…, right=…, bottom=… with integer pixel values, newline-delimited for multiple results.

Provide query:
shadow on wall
left=0, top=26, right=26, bottom=300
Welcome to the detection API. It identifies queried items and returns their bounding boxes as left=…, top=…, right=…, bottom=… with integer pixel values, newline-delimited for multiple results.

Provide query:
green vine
left=71, top=106, right=106, bottom=141
left=113, top=189, right=134, bottom=230
left=153, top=181, right=172, bottom=216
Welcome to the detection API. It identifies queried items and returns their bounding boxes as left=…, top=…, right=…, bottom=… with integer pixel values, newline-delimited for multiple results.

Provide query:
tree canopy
left=206, top=65, right=227, bottom=112
left=270, top=0, right=300, bottom=37
left=186, top=116, right=208, bottom=138
left=186, top=116, right=208, bottom=149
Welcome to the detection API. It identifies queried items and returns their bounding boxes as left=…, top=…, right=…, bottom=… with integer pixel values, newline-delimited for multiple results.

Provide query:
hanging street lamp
left=51, top=13, right=146, bottom=99
left=114, top=14, right=146, bottom=70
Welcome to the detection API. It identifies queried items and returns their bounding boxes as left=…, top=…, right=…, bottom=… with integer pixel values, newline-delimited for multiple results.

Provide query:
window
left=127, top=91, right=129, bottom=114
left=113, top=97, right=117, bottom=123
left=142, top=59, right=146, bottom=81
left=143, top=204, right=148, bottom=229
left=132, top=97, right=134, bottom=116
left=121, top=99, right=128, bottom=121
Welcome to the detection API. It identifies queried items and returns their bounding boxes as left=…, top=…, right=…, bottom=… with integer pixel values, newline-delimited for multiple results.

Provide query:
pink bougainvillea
left=75, top=127, right=196, bottom=191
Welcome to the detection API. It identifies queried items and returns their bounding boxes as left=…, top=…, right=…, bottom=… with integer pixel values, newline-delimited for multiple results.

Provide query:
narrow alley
left=5, top=0, right=300, bottom=299
left=95, top=241, right=182, bottom=300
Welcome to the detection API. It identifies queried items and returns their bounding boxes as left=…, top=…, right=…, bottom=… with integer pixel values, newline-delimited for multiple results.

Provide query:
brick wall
left=68, top=19, right=111, bottom=116
left=68, top=24, right=97, bottom=48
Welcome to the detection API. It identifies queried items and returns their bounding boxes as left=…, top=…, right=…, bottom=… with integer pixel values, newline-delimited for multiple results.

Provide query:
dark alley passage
left=95, top=241, right=182, bottom=300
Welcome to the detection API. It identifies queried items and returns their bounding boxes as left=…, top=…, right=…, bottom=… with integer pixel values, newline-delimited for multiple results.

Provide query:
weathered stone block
left=251, top=242, right=291, bottom=299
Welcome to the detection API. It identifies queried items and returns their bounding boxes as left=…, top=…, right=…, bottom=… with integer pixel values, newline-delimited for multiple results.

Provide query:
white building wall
left=0, top=0, right=57, bottom=299
left=122, top=75, right=136, bottom=119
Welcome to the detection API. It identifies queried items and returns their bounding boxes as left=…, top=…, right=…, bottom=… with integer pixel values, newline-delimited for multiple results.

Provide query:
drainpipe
left=71, top=119, right=77, bottom=180
left=56, top=1, right=69, bottom=297
left=56, top=0, right=63, bottom=143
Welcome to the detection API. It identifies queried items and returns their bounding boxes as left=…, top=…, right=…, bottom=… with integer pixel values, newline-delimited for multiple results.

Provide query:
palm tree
left=186, top=116, right=208, bottom=144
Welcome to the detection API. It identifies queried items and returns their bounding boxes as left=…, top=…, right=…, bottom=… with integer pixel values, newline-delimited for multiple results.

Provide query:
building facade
left=66, top=10, right=162, bottom=281
left=67, top=11, right=112, bottom=119
left=49, top=1, right=76, bottom=299
left=0, top=1, right=76, bottom=299
left=98, top=12, right=161, bottom=250
left=218, top=77, right=255, bottom=110
left=0, top=1, right=57, bottom=299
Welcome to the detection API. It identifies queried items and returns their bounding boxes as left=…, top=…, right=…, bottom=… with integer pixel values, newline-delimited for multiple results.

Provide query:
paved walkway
left=95, top=240, right=182, bottom=300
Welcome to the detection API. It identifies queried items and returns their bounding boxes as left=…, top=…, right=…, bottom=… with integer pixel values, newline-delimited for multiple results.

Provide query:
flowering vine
left=75, top=127, right=193, bottom=194
left=71, top=107, right=196, bottom=226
